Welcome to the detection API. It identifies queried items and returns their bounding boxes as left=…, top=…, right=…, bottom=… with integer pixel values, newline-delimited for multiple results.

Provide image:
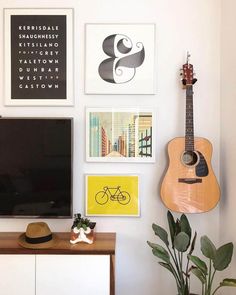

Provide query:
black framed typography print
left=4, top=8, right=73, bottom=106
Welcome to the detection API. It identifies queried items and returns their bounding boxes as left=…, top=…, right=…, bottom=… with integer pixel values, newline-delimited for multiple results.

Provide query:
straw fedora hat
left=18, top=222, right=58, bottom=249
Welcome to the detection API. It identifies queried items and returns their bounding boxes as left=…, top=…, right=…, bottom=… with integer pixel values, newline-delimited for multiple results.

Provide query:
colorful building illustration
left=89, top=111, right=153, bottom=158
left=89, top=114, right=101, bottom=157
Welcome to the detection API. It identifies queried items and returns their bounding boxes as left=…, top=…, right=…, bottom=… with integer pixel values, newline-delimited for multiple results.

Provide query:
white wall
left=221, top=1, right=236, bottom=294
left=0, top=1, right=221, bottom=294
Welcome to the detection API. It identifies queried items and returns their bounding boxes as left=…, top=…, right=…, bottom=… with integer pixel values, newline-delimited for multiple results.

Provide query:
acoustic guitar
left=160, top=54, right=220, bottom=213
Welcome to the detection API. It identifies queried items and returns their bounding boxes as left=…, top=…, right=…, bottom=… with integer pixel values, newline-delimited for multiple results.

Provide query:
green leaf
left=213, top=243, right=233, bottom=271
left=167, top=210, right=176, bottom=246
left=220, top=278, right=236, bottom=287
left=201, top=235, right=216, bottom=259
left=158, top=262, right=173, bottom=274
left=190, top=267, right=207, bottom=284
left=152, top=223, right=169, bottom=246
left=147, top=241, right=170, bottom=263
left=180, top=214, right=192, bottom=241
left=152, top=246, right=170, bottom=263
left=188, top=255, right=208, bottom=275
left=147, top=241, right=158, bottom=249
left=189, top=231, right=197, bottom=255
left=175, top=219, right=181, bottom=235
left=174, top=232, right=190, bottom=252
left=82, top=224, right=87, bottom=230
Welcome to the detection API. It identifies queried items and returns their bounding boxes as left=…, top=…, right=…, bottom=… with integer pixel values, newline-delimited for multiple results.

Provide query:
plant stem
left=167, top=246, right=182, bottom=284
left=185, top=255, right=191, bottom=292
left=207, top=259, right=212, bottom=293
left=209, top=269, right=217, bottom=294
left=169, top=262, right=182, bottom=287
left=166, top=246, right=182, bottom=287
left=167, top=245, right=179, bottom=268
left=185, top=256, right=190, bottom=276
left=168, top=246, right=187, bottom=293
left=212, top=285, right=221, bottom=295
left=177, top=251, right=185, bottom=290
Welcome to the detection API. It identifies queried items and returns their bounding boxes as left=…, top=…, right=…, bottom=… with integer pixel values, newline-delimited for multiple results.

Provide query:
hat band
left=25, top=234, right=52, bottom=244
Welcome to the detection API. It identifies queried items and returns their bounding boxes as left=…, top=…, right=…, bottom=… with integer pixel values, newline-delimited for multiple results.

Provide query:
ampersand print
left=98, top=34, right=145, bottom=84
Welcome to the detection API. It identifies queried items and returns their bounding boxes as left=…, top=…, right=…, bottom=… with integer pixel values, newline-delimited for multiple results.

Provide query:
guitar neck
left=185, top=85, right=194, bottom=151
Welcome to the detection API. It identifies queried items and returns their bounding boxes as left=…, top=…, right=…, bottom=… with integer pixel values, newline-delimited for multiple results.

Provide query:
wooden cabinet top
left=0, top=232, right=116, bottom=255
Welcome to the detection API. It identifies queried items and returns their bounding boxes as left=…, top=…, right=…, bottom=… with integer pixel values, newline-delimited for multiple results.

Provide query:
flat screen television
left=0, top=118, right=73, bottom=218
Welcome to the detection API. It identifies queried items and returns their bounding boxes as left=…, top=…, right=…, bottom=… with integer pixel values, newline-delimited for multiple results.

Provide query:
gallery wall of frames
left=0, top=2, right=221, bottom=295
left=3, top=7, right=157, bottom=218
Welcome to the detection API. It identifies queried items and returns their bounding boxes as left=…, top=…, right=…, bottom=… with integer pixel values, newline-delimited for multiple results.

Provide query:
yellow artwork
left=86, top=175, right=139, bottom=216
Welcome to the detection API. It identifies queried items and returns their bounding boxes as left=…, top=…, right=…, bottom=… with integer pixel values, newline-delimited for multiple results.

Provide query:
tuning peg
left=186, top=51, right=191, bottom=64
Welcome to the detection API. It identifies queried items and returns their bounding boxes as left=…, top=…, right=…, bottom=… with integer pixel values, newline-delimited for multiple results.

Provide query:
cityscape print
left=88, top=109, right=153, bottom=161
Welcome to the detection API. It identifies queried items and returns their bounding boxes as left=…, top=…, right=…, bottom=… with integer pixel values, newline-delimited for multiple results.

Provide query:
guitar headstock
left=180, top=52, right=197, bottom=87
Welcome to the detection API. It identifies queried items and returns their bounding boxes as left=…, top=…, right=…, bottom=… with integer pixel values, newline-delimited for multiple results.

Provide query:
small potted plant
left=70, top=213, right=96, bottom=245
left=147, top=211, right=236, bottom=295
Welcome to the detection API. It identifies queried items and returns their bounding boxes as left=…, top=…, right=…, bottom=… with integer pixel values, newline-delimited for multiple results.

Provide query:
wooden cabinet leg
left=110, top=254, right=115, bottom=295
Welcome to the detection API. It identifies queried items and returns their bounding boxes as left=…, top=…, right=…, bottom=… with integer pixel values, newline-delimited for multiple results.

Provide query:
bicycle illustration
left=95, top=186, right=131, bottom=205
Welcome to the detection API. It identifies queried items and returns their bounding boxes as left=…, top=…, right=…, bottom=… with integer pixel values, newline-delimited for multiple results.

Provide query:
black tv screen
left=0, top=118, right=73, bottom=218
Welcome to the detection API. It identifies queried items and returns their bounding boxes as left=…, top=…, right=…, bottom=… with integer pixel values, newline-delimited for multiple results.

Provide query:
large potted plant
left=147, top=211, right=236, bottom=295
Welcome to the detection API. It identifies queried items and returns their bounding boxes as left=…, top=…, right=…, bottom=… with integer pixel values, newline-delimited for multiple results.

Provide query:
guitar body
left=161, top=137, right=220, bottom=213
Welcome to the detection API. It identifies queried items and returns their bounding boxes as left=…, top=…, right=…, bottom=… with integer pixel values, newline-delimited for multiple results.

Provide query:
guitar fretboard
left=185, top=85, right=194, bottom=151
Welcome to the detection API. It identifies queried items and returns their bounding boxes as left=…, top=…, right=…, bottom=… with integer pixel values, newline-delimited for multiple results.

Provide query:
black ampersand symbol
left=98, top=34, right=145, bottom=84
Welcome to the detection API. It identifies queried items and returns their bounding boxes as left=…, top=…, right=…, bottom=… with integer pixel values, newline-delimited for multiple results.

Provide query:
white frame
left=85, top=23, right=156, bottom=94
left=86, top=107, right=156, bottom=163
left=85, top=174, right=140, bottom=217
left=4, top=8, right=74, bottom=106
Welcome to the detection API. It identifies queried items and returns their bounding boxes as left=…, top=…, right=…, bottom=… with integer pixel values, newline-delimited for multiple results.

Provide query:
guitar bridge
left=178, top=178, right=202, bottom=184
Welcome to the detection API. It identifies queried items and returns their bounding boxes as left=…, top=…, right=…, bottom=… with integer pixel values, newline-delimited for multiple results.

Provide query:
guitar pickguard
left=196, top=151, right=209, bottom=177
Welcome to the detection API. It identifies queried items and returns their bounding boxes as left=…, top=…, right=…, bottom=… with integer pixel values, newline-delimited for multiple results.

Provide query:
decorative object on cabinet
left=70, top=213, right=96, bottom=244
left=86, top=107, right=155, bottom=162
left=86, top=174, right=139, bottom=216
left=147, top=211, right=236, bottom=295
left=85, top=23, right=156, bottom=94
left=18, top=222, right=58, bottom=249
left=160, top=53, right=220, bottom=213
left=4, top=8, right=73, bottom=106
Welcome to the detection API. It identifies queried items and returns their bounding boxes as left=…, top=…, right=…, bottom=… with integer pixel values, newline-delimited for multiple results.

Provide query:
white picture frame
left=85, top=23, right=156, bottom=94
left=4, top=8, right=74, bottom=106
left=85, top=174, right=140, bottom=217
left=86, top=107, right=155, bottom=163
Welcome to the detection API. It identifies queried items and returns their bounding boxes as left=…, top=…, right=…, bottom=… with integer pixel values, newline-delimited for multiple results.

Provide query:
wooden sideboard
left=0, top=232, right=116, bottom=295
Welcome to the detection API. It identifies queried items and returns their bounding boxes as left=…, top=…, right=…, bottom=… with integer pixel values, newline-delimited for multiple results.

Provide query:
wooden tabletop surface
left=0, top=232, right=116, bottom=255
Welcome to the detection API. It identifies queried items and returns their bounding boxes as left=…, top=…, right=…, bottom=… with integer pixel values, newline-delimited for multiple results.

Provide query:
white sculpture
left=70, top=226, right=93, bottom=244
left=70, top=213, right=96, bottom=245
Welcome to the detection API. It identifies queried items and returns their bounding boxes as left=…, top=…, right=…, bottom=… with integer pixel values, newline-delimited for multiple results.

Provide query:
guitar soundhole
left=182, top=151, right=199, bottom=166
